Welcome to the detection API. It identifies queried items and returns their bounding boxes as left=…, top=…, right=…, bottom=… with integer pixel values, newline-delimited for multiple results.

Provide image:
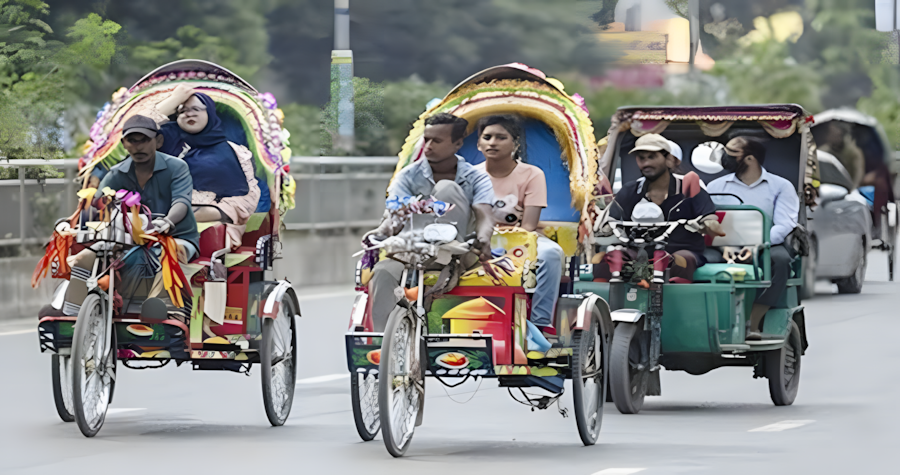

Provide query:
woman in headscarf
left=153, top=84, right=260, bottom=250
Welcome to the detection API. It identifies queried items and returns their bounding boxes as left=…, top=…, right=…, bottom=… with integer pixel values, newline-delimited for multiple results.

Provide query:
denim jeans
left=532, top=235, right=564, bottom=327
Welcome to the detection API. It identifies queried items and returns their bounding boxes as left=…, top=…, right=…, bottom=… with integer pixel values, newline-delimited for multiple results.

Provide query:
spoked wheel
left=261, top=298, right=298, bottom=426
left=378, top=305, right=422, bottom=457
left=572, top=308, right=607, bottom=445
left=767, top=321, right=802, bottom=406
left=72, top=294, right=116, bottom=437
left=51, top=354, right=75, bottom=422
left=351, top=371, right=380, bottom=441
left=609, top=321, right=649, bottom=414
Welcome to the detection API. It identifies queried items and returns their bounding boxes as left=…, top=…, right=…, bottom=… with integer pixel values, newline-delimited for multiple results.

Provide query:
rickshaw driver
left=97, top=115, right=201, bottom=263
left=604, top=134, right=725, bottom=283
left=707, top=137, right=799, bottom=341
left=365, top=112, right=496, bottom=332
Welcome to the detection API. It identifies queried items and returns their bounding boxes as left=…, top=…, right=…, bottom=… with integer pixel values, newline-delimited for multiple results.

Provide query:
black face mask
left=721, top=154, right=748, bottom=176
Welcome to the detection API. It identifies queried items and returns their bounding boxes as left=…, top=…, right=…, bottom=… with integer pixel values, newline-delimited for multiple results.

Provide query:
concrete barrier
left=1, top=257, right=59, bottom=321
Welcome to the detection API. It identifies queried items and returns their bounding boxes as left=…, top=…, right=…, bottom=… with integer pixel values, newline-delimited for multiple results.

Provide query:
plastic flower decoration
left=385, top=196, right=401, bottom=210
left=432, top=200, right=450, bottom=217
left=259, top=92, right=278, bottom=110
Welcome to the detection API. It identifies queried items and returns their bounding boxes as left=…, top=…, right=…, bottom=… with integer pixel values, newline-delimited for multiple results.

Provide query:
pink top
left=475, top=161, right=547, bottom=228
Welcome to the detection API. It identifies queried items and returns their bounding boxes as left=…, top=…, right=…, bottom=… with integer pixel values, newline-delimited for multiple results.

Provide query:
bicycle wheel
left=51, top=354, right=75, bottom=423
left=572, top=308, right=607, bottom=445
left=378, top=305, right=422, bottom=457
left=351, top=371, right=380, bottom=441
left=72, top=294, right=115, bottom=437
left=261, top=298, right=297, bottom=427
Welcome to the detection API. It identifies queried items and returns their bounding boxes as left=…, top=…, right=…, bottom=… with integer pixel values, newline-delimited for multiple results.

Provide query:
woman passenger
left=474, top=115, right=565, bottom=338
left=154, top=85, right=260, bottom=250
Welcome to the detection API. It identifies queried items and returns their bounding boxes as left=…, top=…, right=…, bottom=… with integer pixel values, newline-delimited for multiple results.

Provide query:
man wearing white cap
left=599, top=134, right=724, bottom=283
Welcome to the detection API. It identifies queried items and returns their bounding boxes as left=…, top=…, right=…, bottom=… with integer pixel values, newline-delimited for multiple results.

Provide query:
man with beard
left=707, top=136, right=799, bottom=341
left=601, top=134, right=724, bottom=284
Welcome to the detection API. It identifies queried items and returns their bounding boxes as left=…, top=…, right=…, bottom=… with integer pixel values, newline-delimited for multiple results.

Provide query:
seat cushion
left=693, top=263, right=761, bottom=282
left=197, top=223, right=227, bottom=259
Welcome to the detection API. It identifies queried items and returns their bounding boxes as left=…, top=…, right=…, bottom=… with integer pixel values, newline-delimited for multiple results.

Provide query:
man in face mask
left=707, top=137, right=800, bottom=341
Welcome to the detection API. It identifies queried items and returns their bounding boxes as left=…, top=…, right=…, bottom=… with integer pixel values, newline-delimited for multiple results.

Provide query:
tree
left=665, top=0, right=689, bottom=19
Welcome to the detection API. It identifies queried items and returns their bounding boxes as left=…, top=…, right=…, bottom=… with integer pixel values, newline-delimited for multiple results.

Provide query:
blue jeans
left=532, top=235, right=564, bottom=327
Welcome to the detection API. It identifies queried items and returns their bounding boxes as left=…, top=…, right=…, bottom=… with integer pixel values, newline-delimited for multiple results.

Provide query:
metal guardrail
left=0, top=156, right=398, bottom=246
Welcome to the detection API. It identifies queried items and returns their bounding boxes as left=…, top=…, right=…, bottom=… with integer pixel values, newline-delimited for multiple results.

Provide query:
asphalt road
left=1, top=254, right=897, bottom=475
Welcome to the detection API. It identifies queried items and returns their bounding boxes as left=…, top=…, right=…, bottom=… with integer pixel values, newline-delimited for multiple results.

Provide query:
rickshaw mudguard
left=761, top=305, right=807, bottom=353
left=261, top=281, right=300, bottom=320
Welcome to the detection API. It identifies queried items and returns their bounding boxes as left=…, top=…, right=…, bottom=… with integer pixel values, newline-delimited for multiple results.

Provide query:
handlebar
left=608, top=216, right=705, bottom=244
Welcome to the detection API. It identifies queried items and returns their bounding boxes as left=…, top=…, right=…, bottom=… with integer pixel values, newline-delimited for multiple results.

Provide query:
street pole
left=688, top=0, right=699, bottom=71
left=332, top=0, right=354, bottom=152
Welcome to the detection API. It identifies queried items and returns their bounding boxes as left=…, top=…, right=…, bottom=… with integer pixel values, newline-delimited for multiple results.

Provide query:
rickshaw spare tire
left=51, top=354, right=75, bottom=423
left=766, top=321, right=802, bottom=406
left=610, top=321, right=648, bottom=414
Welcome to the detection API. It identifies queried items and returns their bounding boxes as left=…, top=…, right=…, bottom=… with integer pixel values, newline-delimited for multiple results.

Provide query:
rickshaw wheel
left=766, top=321, right=802, bottom=406
left=261, top=297, right=298, bottom=427
left=610, top=321, right=647, bottom=414
left=351, top=371, right=380, bottom=441
left=51, top=354, right=75, bottom=422
left=72, top=294, right=115, bottom=437
left=572, top=308, right=607, bottom=445
left=378, top=305, right=421, bottom=457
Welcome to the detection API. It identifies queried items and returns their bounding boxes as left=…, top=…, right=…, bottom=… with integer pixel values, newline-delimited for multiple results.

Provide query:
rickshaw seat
left=458, top=228, right=539, bottom=288
left=693, top=263, right=762, bottom=283
left=196, top=223, right=228, bottom=259
left=696, top=205, right=772, bottom=283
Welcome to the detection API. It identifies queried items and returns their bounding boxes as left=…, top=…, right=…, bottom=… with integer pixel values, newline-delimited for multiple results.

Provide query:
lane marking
left=296, top=373, right=347, bottom=385
left=0, top=328, right=36, bottom=337
left=592, top=469, right=646, bottom=475
left=107, top=408, right=147, bottom=417
left=749, top=420, right=815, bottom=432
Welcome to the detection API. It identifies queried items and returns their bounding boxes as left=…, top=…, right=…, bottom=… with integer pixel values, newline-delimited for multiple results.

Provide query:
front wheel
left=72, top=293, right=115, bottom=437
left=766, top=321, right=802, bottom=406
left=261, top=298, right=298, bottom=426
left=378, top=305, right=422, bottom=457
left=609, top=321, right=648, bottom=414
left=351, top=371, right=380, bottom=441
left=572, top=308, right=607, bottom=445
left=51, top=354, right=75, bottom=423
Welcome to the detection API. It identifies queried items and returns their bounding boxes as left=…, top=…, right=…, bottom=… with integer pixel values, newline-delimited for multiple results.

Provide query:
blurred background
left=3, top=0, right=900, bottom=313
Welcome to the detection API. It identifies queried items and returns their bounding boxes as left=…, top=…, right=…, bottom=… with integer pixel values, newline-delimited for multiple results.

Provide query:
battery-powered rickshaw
left=579, top=105, right=814, bottom=414
left=33, top=60, right=300, bottom=436
left=344, top=63, right=615, bottom=456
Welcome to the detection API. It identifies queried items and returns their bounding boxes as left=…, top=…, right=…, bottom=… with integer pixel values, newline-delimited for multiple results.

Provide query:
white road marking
left=106, top=408, right=147, bottom=417
left=592, top=469, right=646, bottom=475
left=0, top=328, right=36, bottom=337
left=749, top=420, right=815, bottom=432
left=296, top=373, right=347, bottom=385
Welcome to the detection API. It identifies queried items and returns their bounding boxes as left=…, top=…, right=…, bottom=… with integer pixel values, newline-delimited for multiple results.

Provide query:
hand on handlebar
left=151, top=217, right=174, bottom=235
left=472, top=239, right=493, bottom=264
left=700, top=219, right=726, bottom=237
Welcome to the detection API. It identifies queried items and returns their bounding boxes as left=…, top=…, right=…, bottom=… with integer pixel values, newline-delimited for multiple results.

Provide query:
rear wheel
left=572, top=308, right=606, bottom=445
left=351, top=371, right=380, bottom=441
left=378, top=305, right=422, bottom=457
left=609, top=321, right=648, bottom=414
left=51, top=354, right=74, bottom=423
left=767, top=321, right=802, bottom=406
left=261, top=298, right=297, bottom=426
left=836, top=239, right=866, bottom=294
left=72, top=294, right=115, bottom=437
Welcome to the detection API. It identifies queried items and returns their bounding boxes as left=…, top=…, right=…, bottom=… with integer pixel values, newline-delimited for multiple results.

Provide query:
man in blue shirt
left=366, top=113, right=495, bottom=331
left=707, top=136, right=800, bottom=341
left=97, top=115, right=200, bottom=262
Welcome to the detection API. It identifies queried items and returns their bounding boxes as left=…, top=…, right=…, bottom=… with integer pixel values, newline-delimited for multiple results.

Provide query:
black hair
left=425, top=112, right=469, bottom=142
left=739, top=136, right=767, bottom=165
left=476, top=114, right=527, bottom=161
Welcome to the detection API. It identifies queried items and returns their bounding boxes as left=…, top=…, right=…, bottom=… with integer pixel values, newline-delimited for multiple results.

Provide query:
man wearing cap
left=601, top=133, right=724, bottom=283
left=707, top=136, right=799, bottom=341
left=97, top=115, right=200, bottom=262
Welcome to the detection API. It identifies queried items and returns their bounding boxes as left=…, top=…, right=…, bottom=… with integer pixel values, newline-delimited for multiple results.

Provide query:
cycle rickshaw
left=33, top=60, right=301, bottom=437
left=580, top=105, right=814, bottom=414
left=344, top=63, right=615, bottom=456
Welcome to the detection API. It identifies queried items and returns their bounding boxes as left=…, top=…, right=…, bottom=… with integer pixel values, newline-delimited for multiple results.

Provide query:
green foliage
left=321, top=76, right=388, bottom=156
left=65, top=13, right=119, bottom=69
left=279, top=103, right=321, bottom=157
left=131, top=25, right=255, bottom=80
left=383, top=78, right=450, bottom=153
left=664, top=0, right=689, bottom=19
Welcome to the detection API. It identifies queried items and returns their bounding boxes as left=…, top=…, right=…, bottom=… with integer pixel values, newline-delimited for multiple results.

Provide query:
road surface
left=1, top=255, right=896, bottom=474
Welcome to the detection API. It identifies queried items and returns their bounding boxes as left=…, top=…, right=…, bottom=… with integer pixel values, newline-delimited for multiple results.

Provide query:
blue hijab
left=159, top=93, right=249, bottom=199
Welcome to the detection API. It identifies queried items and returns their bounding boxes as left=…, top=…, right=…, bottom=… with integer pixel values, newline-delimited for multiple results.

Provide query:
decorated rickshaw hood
left=605, top=103, right=819, bottom=190
left=395, top=63, right=607, bottom=214
left=78, top=59, right=295, bottom=211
